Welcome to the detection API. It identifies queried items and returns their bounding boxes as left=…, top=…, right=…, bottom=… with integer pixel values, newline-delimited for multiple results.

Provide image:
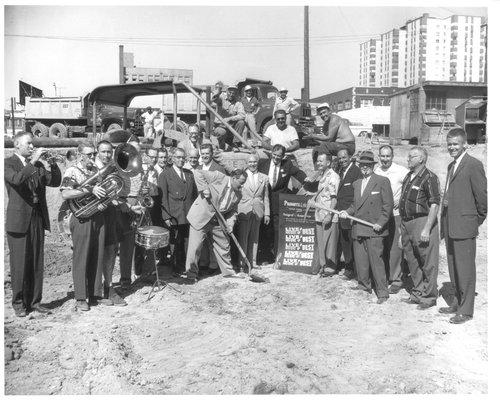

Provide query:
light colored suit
left=185, top=170, right=242, bottom=278
left=236, top=171, right=270, bottom=269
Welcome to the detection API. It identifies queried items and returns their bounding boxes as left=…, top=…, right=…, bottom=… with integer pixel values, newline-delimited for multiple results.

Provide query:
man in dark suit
left=4, top=132, right=61, bottom=317
left=158, top=148, right=197, bottom=274
left=440, top=128, right=487, bottom=324
left=336, top=149, right=363, bottom=280
left=257, top=144, right=306, bottom=263
left=339, top=150, right=393, bottom=304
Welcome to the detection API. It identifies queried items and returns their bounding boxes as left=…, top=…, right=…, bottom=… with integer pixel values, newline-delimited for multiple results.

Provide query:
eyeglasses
left=173, top=156, right=186, bottom=160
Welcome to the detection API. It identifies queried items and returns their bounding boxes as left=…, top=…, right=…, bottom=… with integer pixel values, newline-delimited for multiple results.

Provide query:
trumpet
left=40, top=151, right=66, bottom=163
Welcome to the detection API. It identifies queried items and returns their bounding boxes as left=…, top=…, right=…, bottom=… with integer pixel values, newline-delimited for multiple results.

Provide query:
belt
left=401, top=214, right=427, bottom=222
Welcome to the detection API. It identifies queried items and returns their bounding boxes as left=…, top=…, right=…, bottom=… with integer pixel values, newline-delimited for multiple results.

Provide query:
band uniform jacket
left=347, top=173, right=393, bottom=238
left=440, top=153, right=487, bottom=239
left=4, top=155, right=62, bottom=233
left=257, top=158, right=306, bottom=212
left=237, top=172, right=270, bottom=220
left=336, top=163, right=363, bottom=230
left=158, top=166, right=197, bottom=226
left=187, top=170, right=242, bottom=231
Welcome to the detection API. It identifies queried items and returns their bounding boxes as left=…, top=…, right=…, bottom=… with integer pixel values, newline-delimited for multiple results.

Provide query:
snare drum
left=135, top=225, right=170, bottom=250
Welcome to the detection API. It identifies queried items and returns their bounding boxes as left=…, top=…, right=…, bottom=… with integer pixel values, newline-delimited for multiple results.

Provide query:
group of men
left=5, top=107, right=486, bottom=324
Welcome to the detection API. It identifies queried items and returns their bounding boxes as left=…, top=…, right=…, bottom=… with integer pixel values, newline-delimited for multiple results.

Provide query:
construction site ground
left=3, top=138, right=489, bottom=394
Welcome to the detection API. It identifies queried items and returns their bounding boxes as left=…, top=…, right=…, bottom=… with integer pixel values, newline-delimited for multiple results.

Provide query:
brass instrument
left=68, top=143, right=142, bottom=219
left=137, top=155, right=155, bottom=209
left=40, top=151, right=66, bottom=163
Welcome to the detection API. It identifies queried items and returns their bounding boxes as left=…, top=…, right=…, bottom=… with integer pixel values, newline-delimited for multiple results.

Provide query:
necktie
left=443, top=161, right=456, bottom=207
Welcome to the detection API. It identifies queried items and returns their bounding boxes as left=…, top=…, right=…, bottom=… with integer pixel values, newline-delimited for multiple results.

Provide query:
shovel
left=207, top=198, right=268, bottom=283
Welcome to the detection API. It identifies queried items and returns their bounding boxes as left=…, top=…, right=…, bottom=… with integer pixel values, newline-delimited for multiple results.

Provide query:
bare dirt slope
left=3, top=140, right=488, bottom=394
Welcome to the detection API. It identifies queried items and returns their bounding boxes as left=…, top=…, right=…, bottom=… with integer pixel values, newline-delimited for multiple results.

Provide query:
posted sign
left=276, top=193, right=318, bottom=274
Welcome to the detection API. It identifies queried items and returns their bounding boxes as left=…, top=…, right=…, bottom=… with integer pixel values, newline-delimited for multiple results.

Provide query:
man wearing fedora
left=304, top=103, right=356, bottom=166
left=339, top=150, right=393, bottom=304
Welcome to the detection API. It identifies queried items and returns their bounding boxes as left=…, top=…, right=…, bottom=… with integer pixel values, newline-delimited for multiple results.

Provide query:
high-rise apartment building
left=359, top=13, right=486, bottom=88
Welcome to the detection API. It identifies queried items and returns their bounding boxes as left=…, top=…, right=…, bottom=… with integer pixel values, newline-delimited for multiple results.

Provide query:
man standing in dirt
left=335, top=148, right=363, bottom=280
left=212, top=85, right=246, bottom=151
left=399, top=147, right=440, bottom=310
left=184, top=169, right=247, bottom=283
left=374, top=145, right=409, bottom=294
left=440, top=128, right=487, bottom=324
left=5, top=132, right=61, bottom=317
left=93, top=140, right=127, bottom=306
left=304, top=103, right=356, bottom=165
left=339, top=151, right=393, bottom=304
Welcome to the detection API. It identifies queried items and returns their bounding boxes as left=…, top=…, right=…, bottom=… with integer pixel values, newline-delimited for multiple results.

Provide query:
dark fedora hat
left=357, top=150, right=377, bottom=164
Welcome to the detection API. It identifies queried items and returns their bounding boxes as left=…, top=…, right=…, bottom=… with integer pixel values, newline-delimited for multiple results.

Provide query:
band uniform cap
left=278, top=87, right=288, bottom=92
left=317, top=103, right=330, bottom=111
left=244, top=85, right=253, bottom=91
left=357, top=150, right=377, bottom=164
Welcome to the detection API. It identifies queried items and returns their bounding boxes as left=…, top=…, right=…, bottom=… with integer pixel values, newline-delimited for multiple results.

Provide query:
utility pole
left=11, top=97, right=16, bottom=136
left=119, top=45, right=125, bottom=84
left=53, top=82, right=57, bottom=96
left=303, top=6, right=310, bottom=102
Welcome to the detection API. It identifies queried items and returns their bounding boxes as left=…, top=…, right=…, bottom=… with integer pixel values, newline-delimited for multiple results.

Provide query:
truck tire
left=31, top=122, right=49, bottom=137
left=175, top=120, right=188, bottom=134
left=106, top=123, right=122, bottom=132
left=49, top=123, right=68, bottom=138
left=261, top=119, right=274, bottom=136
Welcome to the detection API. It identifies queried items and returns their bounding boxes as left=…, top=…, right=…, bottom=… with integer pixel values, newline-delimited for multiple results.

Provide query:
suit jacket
left=187, top=170, right=242, bottom=230
left=158, top=166, right=197, bottom=226
left=237, top=171, right=270, bottom=219
left=336, top=162, right=363, bottom=230
left=258, top=158, right=306, bottom=213
left=440, top=153, right=487, bottom=239
left=347, top=173, right=393, bottom=238
left=4, top=155, right=62, bottom=233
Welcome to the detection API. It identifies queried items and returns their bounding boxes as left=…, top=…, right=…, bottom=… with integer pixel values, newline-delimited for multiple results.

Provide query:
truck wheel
left=261, top=119, right=274, bottom=136
left=49, top=123, right=68, bottom=138
left=175, top=120, right=188, bottom=134
left=31, top=122, right=49, bottom=137
left=106, top=123, right=122, bottom=132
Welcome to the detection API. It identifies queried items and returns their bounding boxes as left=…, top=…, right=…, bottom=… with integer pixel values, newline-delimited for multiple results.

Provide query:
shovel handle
left=313, top=203, right=376, bottom=229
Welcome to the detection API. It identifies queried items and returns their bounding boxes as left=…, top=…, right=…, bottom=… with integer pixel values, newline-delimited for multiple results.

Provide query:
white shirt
left=202, top=161, right=213, bottom=171
left=154, top=164, right=164, bottom=175
left=361, top=175, right=371, bottom=196
left=246, top=169, right=259, bottom=189
left=374, top=162, right=409, bottom=216
left=268, top=161, right=281, bottom=188
left=15, top=153, right=27, bottom=166
left=342, top=162, right=353, bottom=179
left=141, top=111, right=157, bottom=125
left=264, top=124, right=299, bottom=149
left=172, top=165, right=185, bottom=181
left=453, top=150, right=467, bottom=175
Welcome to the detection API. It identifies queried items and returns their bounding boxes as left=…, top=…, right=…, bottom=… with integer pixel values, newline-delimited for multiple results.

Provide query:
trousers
left=353, top=236, right=388, bottom=299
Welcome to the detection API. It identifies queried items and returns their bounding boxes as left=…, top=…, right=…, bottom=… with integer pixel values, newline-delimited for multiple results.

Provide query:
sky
left=1, top=3, right=492, bottom=109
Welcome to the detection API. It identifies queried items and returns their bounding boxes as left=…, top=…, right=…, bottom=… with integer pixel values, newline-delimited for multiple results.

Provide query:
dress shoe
left=388, top=284, right=403, bottom=294
left=204, top=268, right=220, bottom=276
left=417, top=302, right=436, bottom=310
left=321, top=267, right=340, bottom=277
left=376, top=297, right=388, bottom=304
left=438, top=306, right=458, bottom=314
left=75, top=300, right=90, bottom=311
left=120, top=280, right=132, bottom=290
left=400, top=297, right=420, bottom=305
left=109, top=287, right=127, bottom=307
left=182, top=276, right=198, bottom=285
left=350, top=285, right=372, bottom=294
left=449, top=314, right=473, bottom=324
left=14, top=308, right=27, bottom=317
left=31, top=304, right=52, bottom=314
left=90, top=296, right=114, bottom=306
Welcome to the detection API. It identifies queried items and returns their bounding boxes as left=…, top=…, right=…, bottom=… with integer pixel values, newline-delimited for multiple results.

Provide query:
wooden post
left=172, top=83, right=178, bottom=131
left=10, top=97, right=16, bottom=136
left=205, top=86, right=212, bottom=136
left=119, top=45, right=124, bottom=84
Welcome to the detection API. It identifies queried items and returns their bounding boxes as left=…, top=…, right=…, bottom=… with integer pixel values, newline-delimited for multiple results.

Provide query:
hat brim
left=357, top=159, right=377, bottom=164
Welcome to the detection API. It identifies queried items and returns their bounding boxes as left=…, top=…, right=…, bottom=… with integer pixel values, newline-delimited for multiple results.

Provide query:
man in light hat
left=339, top=150, right=393, bottom=304
left=304, top=103, right=356, bottom=166
left=241, top=85, right=260, bottom=141
left=273, top=87, right=299, bottom=126
left=212, top=84, right=246, bottom=151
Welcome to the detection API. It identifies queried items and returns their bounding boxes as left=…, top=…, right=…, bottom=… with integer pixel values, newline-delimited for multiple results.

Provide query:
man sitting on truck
left=241, top=85, right=260, bottom=141
left=303, top=103, right=356, bottom=166
left=273, top=87, right=300, bottom=126
left=212, top=84, right=246, bottom=151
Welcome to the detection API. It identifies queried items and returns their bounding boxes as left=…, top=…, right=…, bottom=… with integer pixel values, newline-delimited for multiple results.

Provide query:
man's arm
left=471, top=159, right=487, bottom=225
left=226, top=102, right=245, bottom=122
left=263, top=176, right=270, bottom=218
left=375, top=177, right=394, bottom=229
left=4, top=159, right=37, bottom=186
left=288, top=98, right=300, bottom=113
left=306, top=117, right=341, bottom=141
left=420, top=204, right=439, bottom=243
left=289, top=162, right=307, bottom=184
left=36, top=161, right=62, bottom=187
left=286, top=140, right=300, bottom=153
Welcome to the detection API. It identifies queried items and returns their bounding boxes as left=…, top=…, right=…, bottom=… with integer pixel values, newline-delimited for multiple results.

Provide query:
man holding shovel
left=184, top=169, right=247, bottom=283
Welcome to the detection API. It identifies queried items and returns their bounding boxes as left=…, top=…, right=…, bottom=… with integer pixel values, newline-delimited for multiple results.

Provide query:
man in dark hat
left=339, top=150, right=393, bottom=304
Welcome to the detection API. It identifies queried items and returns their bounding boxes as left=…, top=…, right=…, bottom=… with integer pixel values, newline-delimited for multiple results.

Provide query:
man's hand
left=92, top=185, right=106, bottom=199
left=130, top=204, right=144, bottom=215
left=97, top=204, right=107, bottom=212
left=373, top=223, right=382, bottom=233
left=306, top=198, right=315, bottom=208
left=226, top=224, right=233, bottom=235
left=339, top=210, right=349, bottom=219
left=203, top=189, right=211, bottom=200
left=322, top=214, right=333, bottom=228
left=332, top=214, right=339, bottom=224
left=264, top=216, right=270, bottom=225
left=30, top=147, right=45, bottom=163
left=420, top=227, right=430, bottom=243
left=164, top=219, right=172, bottom=228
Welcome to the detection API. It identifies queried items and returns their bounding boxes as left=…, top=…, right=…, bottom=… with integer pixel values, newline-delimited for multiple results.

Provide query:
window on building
left=425, top=92, right=446, bottom=111
left=345, top=101, right=352, bottom=109
left=338, top=103, right=344, bottom=111
left=360, top=99, right=373, bottom=108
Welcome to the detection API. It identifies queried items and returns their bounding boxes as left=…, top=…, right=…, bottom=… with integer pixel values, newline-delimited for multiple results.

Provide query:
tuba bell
left=67, top=142, right=142, bottom=219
